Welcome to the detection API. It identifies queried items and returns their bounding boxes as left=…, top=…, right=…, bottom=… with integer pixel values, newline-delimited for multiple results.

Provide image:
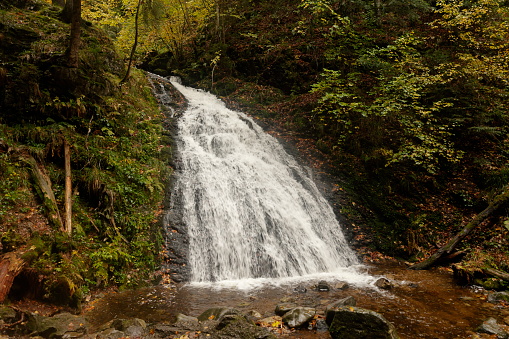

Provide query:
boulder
left=282, top=307, right=316, bottom=328
left=197, top=307, right=241, bottom=322
left=327, top=306, right=399, bottom=339
left=274, top=303, right=297, bottom=316
left=477, top=317, right=509, bottom=339
left=26, top=312, right=88, bottom=338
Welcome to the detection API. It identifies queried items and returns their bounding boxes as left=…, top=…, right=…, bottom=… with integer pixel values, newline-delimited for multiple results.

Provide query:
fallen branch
left=483, top=268, right=509, bottom=282
left=410, top=186, right=509, bottom=270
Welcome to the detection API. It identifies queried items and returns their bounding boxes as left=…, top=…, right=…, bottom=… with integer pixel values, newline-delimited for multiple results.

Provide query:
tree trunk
left=64, top=140, right=72, bottom=234
left=410, top=186, right=509, bottom=270
left=0, top=250, right=27, bottom=303
left=66, top=0, right=81, bottom=68
left=121, top=0, right=143, bottom=84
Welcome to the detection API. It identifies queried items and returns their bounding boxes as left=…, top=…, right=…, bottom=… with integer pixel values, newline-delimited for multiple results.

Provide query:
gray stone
left=111, top=318, right=146, bottom=337
left=197, top=307, right=241, bottom=322
left=327, top=306, right=399, bottom=339
left=325, top=296, right=357, bottom=319
left=213, top=313, right=276, bottom=339
left=282, top=307, right=316, bottom=328
left=274, top=303, right=298, bottom=316
left=374, top=278, right=394, bottom=290
left=317, top=280, right=331, bottom=292
left=175, top=313, right=199, bottom=322
left=315, top=318, right=329, bottom=332
left=95, top=328, right=126, bottom=339
left=487, top=292, right=509, bottom=304
left=477, top=317, right=509, bottom=339
left=333, top=282, right=349, bottom=290
left=245, top=310, right=263, bottom=319
left=26, top=312, right=88, bottom=338
left=0, top=306, right=17, bottom=323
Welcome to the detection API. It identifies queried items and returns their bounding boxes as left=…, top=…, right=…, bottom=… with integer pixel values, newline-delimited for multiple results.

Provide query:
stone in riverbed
left=374, top=277, right=394, bottom=290
left=111, top=318, right=147, bottom=337
left=325, top=296, right=357, bottom=319
left=274, top=303, right=297, bottom=316
left=487, top=291, right=509, bottom=304
left=317, top=280, right=331, bottom=292
left=327, top=306, right=400, bottom=339
left=26, top=312, right=88, bottom=338
left=281, top=307, right=316, bottom=328
left=175, top=313, right=199, bottom=323
left=477, top=317, right=509, bottom=339
left=197, top=307, right=241, bottom=322
left=214, top=314, right=276, bottom=339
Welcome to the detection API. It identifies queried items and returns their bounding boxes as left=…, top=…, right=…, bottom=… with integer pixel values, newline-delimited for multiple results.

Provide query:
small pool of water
left=84, top=261, right=509, bottom=338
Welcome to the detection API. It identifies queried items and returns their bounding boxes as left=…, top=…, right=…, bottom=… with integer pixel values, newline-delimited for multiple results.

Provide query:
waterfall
left=169, top=79, right=369, bottom=287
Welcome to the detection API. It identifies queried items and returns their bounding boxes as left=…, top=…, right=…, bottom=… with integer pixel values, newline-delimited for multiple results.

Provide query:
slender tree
left=66, top=0, right=82, bottom=68
left=121, top=0, right=143, bottom=83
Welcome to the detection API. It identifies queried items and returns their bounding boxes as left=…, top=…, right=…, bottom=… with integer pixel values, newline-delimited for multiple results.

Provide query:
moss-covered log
left=410, top=186, right=509, bottom=270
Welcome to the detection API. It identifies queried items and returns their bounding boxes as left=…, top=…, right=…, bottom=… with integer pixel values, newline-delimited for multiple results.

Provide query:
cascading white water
left=170, top=80, right=370, bottom=287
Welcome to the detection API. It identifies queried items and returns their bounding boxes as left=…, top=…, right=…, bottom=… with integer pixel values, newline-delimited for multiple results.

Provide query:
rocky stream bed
left=1, top=261, right=508, bottom=339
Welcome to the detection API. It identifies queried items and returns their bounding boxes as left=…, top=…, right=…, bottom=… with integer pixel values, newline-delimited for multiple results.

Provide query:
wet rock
left=327, top=306, right=400, bottom=339
left=257, top=315, right=282, bottom=327
left=94, top=327, right=126, bottom=339
left=333, top=282, right=349, bottom=290
left=175, top=313, right=199, bottom=323
left=487, top=292, right=509, bottom=304
left=275, top=303, right=297, bottom=316
left=282, top=307, right=316, bottom=328
left=325, top=296, right=357, bottom=318
left=197, top=307, right=241, bottom=322
left=374, top=277, right=394, bottom=290
left=0, top=305, right=17, bottom=324
left=317, top=280, right=331, bottom=292
left=26, top=312, right=88, bottom=338
left=477, top=317, right=509, bottom=339
left=245, top=310, right=263, bottom=319
left=315, top=318, right=329, bottom=332
left=213, top=313, right=276, bottom=339
left=293, top=285, right=307, bottom=293
left=111, top=318, right=146, bottom=337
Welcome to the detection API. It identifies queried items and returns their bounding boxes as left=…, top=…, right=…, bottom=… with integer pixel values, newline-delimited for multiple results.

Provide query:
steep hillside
left=0, top=0, right=170, bottom=307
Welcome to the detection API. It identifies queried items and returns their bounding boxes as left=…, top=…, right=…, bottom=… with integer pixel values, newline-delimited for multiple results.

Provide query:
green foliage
left=0, top=2, right=168, bottom=305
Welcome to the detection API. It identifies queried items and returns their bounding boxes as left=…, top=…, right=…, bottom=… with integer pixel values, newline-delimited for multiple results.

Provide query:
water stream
left=169, top=79, right=370, bottom=288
